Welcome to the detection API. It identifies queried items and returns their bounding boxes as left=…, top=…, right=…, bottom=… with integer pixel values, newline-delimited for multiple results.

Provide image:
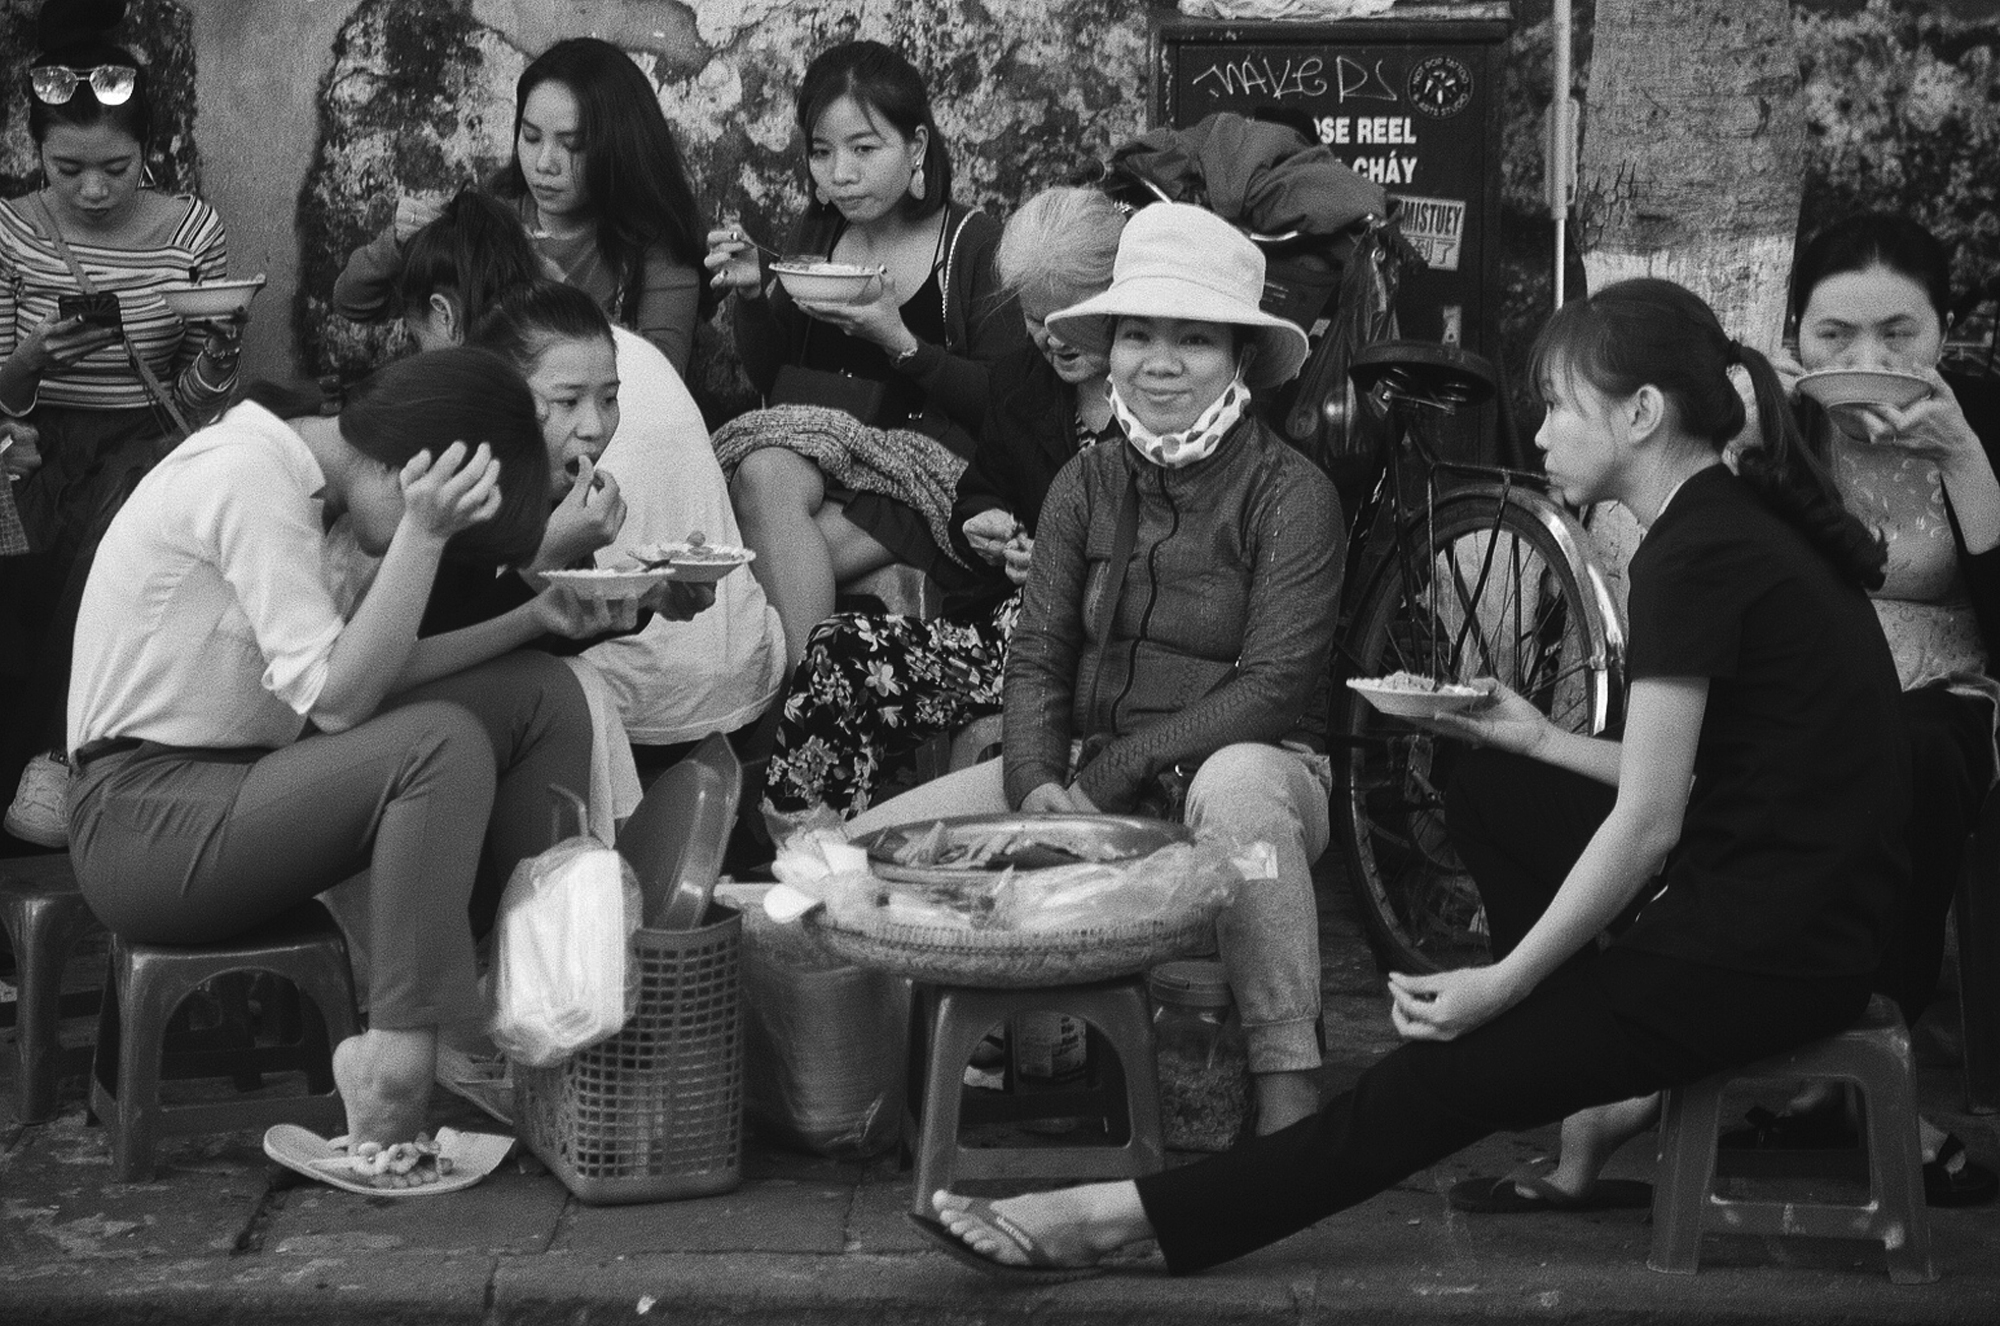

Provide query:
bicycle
left=1326, top=338, right=1626, bottom=974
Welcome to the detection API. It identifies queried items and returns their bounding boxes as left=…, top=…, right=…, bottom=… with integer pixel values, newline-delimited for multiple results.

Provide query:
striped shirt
left=0, top=192, right=234, bottom=415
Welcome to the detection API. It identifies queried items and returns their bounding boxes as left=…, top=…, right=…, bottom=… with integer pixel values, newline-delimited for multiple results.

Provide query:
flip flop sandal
left=1447, top=1164, right=1653, bottom=1214
left=1925, top=1133, right=1999, bottom=1208
left=906, top=1198, right=1105, bottom=1284
left=263, top=1124, right=514, bottom=1198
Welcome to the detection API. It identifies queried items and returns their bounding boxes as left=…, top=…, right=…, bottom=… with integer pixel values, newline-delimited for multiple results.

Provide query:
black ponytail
left=1532, top=277, right=1886, bottom=590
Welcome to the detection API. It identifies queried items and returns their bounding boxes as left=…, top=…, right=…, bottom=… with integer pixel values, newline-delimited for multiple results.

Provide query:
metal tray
left=850, top=812, right=1190, bottom=885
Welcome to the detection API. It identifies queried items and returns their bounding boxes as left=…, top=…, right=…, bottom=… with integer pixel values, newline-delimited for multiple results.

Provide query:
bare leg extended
left=732, top=449, right=838, bottom=667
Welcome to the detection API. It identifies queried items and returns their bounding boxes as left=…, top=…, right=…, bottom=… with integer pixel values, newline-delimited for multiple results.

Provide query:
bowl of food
left=1795, top=368, right=1933, bottom=413
left=158, top=275, right=266, bottom=320
left=1346, top=672, right=1485, bottom=721
left=770, top=260, right=884, bottom=305
left=631, top=536, right=755, bottom=583
left=539, top=566, right=676, bottom=600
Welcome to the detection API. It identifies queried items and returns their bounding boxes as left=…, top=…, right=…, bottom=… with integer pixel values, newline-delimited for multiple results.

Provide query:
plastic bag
left=990, top=835, right=1255, bottom=932
left=736, top=887, right=909, bottom=1158
left=489, top=820, right=644, bottom=1068
left=1179, top=0, right=1394, bottom=18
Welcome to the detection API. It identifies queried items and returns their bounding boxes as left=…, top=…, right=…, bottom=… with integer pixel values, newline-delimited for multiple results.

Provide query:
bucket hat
left=1043, top=202, right=1310, bottom=389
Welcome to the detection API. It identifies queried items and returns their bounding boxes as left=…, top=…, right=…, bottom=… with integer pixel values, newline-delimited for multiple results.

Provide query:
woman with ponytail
left=915, top=278, right=1912, bottom=1279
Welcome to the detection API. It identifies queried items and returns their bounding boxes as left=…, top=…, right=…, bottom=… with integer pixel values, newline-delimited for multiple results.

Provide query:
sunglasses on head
left=30, top=64, right=138, bottom=107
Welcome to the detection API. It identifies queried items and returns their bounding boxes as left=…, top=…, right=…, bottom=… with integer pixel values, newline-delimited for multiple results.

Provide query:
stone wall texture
left=294, top=0, right=1154, bottom=419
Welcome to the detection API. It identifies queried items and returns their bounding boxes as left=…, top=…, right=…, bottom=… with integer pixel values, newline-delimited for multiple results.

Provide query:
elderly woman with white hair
left=846, top=201, right=1343, bottom=1135
left=764, top=186, right=1128, bottom=816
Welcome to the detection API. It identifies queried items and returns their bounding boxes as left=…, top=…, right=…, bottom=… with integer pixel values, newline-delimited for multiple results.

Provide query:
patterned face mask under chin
left=1111, top=376, right=1251, bottom=468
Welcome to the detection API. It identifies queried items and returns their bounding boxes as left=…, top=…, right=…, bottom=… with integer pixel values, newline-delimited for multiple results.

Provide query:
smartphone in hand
left=57, top=292, right=122, bottom=333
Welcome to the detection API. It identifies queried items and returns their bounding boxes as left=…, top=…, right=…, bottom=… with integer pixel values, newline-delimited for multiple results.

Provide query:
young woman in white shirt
left=66, top=347, right=638, bottom=1156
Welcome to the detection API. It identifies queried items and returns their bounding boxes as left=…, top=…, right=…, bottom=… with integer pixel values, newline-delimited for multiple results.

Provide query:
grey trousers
left=69, top=652, right=592, bottom=1030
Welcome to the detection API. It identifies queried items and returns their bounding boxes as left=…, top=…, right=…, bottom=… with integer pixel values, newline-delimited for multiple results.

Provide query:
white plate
left=631, top=542, right=756, bottom=583
left=1795, top=368, right=1932, bottom=412
left=540, top=566, right=677, bottom=599
left=771, top=261, right=884, bottom=305
left=158, top=275, right=266, bottom=319
left=1346, top=677, right=1484, bottom=720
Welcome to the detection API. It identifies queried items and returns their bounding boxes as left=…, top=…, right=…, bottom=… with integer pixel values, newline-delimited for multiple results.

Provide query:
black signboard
left=1153, top=11, right=1511, bottom=357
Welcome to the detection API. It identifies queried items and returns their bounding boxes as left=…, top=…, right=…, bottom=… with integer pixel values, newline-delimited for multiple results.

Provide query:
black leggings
left=1134, top=747, right=1873, bottom=1274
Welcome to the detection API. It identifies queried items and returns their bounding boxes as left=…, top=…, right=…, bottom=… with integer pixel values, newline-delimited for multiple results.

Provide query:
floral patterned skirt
left=765, top=593, right=1023, bottom=816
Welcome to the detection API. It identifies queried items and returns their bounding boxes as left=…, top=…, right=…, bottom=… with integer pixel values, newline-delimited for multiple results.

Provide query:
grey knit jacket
left=1002, top=416, right=1344, bottom=812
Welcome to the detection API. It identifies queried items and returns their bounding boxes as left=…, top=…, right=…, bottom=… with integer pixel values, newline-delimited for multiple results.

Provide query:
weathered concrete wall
left=5, top=0, right=1994, bottom=408
left=286, top=0, right=1156, bottom=420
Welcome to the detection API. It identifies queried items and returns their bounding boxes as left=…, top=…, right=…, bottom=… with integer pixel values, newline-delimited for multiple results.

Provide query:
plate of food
left=1795, top=368, right=1933, bottom=413
left=158, top=275, right=266, bottom=319
left=1347, top=672, right=1486, bottom=720
left=770, top=260, right=885, bottom=305
left=631, top=534, right=756, bottom=583
left=851, top=813, right=1191, bottom=885
left=539, top=566, right=676, bottom=600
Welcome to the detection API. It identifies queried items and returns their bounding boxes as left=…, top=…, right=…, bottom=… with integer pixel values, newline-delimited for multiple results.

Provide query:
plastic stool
left=89, top=902, right=359, bottom=1181
left=0, top=855, right=104, bottom=1122
left=906, top=977, right=1163, bottom=1214
left=1649, top=994, right=1935, bottom=1283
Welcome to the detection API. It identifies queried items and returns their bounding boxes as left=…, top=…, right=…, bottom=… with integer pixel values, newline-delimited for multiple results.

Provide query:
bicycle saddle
left=1349, top=341, right=1497, bottom=411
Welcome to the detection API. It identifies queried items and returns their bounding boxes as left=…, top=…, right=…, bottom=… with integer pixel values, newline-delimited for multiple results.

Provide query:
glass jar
left=1149, top=959, right=1249, bottom=1152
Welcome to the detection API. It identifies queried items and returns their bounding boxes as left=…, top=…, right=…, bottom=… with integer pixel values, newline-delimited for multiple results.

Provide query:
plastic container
left=516, top=904, right=743, bottom=1203
left=1149, top=959, right=1249, bottom=1153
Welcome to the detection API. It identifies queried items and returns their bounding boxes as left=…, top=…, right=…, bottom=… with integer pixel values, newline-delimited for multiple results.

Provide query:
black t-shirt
left=1616, top=465, right=1909, bottom=978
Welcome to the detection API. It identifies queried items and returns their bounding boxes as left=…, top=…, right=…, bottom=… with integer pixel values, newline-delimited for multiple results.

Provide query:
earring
left=140, top=161, right=158, bottom=190
left=909, top=165, right=926, bottom=202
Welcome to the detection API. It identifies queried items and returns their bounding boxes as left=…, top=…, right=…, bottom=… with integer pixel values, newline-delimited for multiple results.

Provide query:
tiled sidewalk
left=4, top=856, right=1999, bottom=1325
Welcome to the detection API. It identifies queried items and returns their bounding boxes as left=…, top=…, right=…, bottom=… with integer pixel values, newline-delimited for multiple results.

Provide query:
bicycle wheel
left=1335, top=487, right=1622, bottom=973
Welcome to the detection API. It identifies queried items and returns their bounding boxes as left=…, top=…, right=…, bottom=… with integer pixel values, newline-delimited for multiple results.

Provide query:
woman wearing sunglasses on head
left=2, top=0, right=247, bottom=850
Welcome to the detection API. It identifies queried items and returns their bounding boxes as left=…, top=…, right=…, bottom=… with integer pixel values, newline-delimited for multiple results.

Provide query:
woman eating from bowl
left=764, top=185, right=1125, bottom=816
left=918, top=277, right=1910, bottom=1281
left=65, top=347, right=624, bottom=1158
left=1447, top=214, right=2000, bottom=1212
left=2, top=1, right=247, bottom=848
left=846, top=201, right=1342, bottom=1137
left=704, top=39, right=1023, bottom=668
left=333, top=37, right=709, bottom=376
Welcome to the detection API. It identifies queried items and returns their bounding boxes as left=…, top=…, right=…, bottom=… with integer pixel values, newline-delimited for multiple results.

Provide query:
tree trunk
left=1574, top=0, right=1807, bottom=613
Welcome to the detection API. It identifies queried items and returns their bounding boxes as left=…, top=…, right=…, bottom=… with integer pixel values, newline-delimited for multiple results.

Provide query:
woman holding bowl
left=2, top=1, right=246, bottom=845
left=705, top=39, right=1022, bottom=667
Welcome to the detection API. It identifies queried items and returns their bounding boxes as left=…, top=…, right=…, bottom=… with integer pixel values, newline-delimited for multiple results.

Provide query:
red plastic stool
left=905, top=976, right=1164, bottom=1215
left=1649, top=994, right=1935, bottom=1283
left=89, top=902, right=359, bottom=1180
left=0, top=855, right=104, bottom=1122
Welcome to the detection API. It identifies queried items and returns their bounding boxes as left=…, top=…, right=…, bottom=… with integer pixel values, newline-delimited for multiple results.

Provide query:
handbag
left=769, top=364, right=886, bottom=426
left=767, top=313, right=887, bottom=426
left=35, top=194, right=194, bottom=446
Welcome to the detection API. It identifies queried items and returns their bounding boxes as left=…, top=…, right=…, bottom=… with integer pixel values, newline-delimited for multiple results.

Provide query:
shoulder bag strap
left=35, top=194, right=193, bottom=442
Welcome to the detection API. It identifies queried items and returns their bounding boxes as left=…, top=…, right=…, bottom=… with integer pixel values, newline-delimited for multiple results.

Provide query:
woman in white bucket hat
left=847, top=200, right=1343, bottom=1136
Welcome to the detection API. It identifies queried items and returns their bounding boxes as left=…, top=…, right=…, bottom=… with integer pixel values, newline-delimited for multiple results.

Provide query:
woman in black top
left=703, top=41, right=1023, bottom=667
left=916, top=279, right=1909, bottom=1277
left=1449, top=214, right=2000, bottom=1212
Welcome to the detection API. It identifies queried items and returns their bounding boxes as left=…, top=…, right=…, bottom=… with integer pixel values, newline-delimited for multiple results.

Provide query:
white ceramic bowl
left=539, top=567, right=676, bottom=600
left=158, top=276, right=266, bottom=319
left=1346, top=676, right=1484, bottom=721
left=1795, top=368, right=1933, bottom=412
left=770, top=261, right=883, bottom=305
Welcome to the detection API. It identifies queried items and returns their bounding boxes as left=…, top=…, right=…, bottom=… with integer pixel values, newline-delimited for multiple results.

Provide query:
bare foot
left=931, top=1185, right=1152, bottom=1268
left=331, top=1028, right=437, bottom=1148
left=1539, top=1093, right=1661, bottom=1199
left=1253, top=1069, right=1320, bottom=1135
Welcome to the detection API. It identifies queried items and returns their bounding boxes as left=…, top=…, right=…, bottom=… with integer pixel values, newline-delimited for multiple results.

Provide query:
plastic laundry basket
left=517, top=904, right=743, bottom=1204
